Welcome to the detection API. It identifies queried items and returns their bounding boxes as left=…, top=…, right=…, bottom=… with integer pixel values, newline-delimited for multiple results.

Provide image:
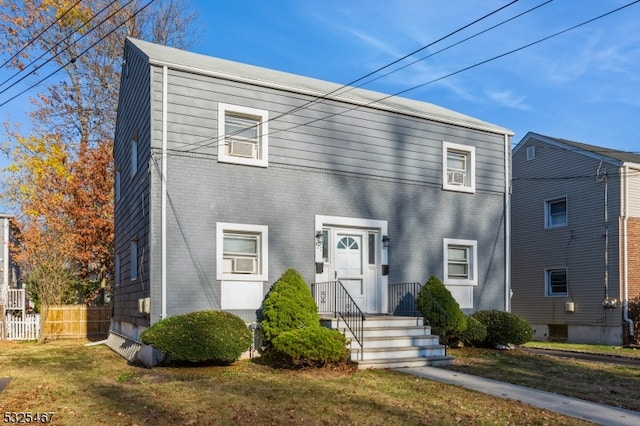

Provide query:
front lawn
left=0, top=340, right=589, bottom=425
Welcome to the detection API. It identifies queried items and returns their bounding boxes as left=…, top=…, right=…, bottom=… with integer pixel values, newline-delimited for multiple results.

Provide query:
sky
left=187, top=0, right=640, bottom=152
left=1, top=0, right=639, bottom=167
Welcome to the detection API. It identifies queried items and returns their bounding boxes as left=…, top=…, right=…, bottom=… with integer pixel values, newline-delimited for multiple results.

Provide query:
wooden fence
left=43, top=305, right=111, bottom=340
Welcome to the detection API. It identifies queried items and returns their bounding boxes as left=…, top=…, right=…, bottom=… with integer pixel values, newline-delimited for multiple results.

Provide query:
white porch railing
left=7, top=289, right=25, bottom=310
left=3, top=312, right=40, bottom=340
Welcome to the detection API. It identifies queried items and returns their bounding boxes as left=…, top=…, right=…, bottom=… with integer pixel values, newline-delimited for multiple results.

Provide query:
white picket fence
left=3, top=312, right=40, bottom=340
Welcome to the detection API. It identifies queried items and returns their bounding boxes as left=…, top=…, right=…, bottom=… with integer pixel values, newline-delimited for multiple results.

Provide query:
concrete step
left=355, top=335, right=440, bottom=349
left=321, top=315, right=425, bottom=329
left=354, top=356, right=455, bottom=370
left=355, top=345, right=447, bottom=361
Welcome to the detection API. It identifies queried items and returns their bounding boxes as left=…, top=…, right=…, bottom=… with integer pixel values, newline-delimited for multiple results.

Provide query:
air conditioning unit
left=228, top=139, right=256, bottom=158
left=232, top=257, right=257, bottom=274
left=448, top=171, right=465, bottom=185
left=138, top=297, right=150, bottom=314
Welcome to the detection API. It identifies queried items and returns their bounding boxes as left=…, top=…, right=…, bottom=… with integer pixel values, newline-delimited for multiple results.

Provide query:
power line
left=0, top=0, right=82, bottom=72
left=0, top=0, right=130, bottom=96
left=0, top=1, right=155, bottom=108
left=178, top=1, right=540, bottom=154
left=179, top=0, right=640, bottom=158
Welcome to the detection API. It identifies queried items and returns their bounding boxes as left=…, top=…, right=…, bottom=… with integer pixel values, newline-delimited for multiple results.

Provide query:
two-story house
left=512, top=132, right=640, bottom=345
left=111, top=38, right=513, bottom=360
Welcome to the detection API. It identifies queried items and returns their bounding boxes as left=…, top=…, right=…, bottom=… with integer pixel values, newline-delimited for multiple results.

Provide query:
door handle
left=334, top=271, right=337, bottom=280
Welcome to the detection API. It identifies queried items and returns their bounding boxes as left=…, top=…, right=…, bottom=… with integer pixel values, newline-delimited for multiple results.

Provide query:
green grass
left=523, top=341, right=640, bottom=357
left=0, top=340, right=592, bottom=425
left=446, top=345, right=640, bottom=412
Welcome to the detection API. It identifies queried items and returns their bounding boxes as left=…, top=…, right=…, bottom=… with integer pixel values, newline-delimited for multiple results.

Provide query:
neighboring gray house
left=111, top=38, right=513, bottom=359
left=512, top=132, right=640, bottom=345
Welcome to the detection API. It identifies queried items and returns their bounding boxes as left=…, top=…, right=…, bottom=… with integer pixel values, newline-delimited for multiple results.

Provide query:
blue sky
left=1, top=0, right=639, bottom=161
left=190, top=0, right=640, bottom=152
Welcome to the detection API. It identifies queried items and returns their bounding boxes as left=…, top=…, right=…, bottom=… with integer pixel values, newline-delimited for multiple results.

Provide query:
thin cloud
left=486, top=90, right=531, bottom=111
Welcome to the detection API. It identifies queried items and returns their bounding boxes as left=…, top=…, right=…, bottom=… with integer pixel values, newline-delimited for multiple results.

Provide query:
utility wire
left=0, top=0, right=155, bottom=108
left=181, top=0, right=640, bottom=156
left=0, top=0, right=129, bottom=96
left=179, top=1, right=538, bottom=153
left=0, top=0, right=82, bottom=72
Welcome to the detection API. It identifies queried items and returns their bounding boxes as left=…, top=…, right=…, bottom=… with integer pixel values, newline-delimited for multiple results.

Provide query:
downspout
left=161, top=65, right=168, bottom=319
left=504, top=133, right=511, bottom=312
left=622, top=165, right=634, bottom=338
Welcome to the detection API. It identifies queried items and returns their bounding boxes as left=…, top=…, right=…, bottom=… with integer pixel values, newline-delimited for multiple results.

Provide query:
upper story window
left=218, top=103, right=269, bottom=168
left=545, top=197, right=567, bottom=228
left=442, top=141, right=475, bottom=193
left=130, top=132, right=138, bottom=177
left=443, top=238, right=478, bottom=285
left=546, top=268, right=568, bottom=296
left=217, top=222, right=268, bottom=281
left=526, top=146, right=536, bottom=161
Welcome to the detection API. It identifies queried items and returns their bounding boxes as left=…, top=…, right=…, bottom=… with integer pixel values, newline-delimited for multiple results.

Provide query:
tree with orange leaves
left=0, top=0, right=198, bottom=312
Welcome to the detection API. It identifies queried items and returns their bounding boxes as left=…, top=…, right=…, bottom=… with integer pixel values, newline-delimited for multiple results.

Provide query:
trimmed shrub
left=140, top=310, right=251, bottom=364
left=457, top=315, right=487, bottom=347
left=471, top=310, right=533, bottom=347
left=271, top=326, right=349, bottom=367
left=416, top=275, right=467, bottom=343
left=261, top=268, right=320, bottom=345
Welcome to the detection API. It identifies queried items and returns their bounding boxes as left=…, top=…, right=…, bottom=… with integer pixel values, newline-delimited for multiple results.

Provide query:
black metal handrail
left=388, top=281, right=450, bottom=348
left=312, top=280, right=365, bottom=359
left=388, top=282, right=423, bottom=317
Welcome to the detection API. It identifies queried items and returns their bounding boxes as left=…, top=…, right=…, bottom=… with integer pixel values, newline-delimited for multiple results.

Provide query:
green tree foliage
left=471, top=310, right=533, bottom=347
left=416, top=275, right=467, bottom=343
left=140, top=310, right=251, bottom=364
left=0, top=0, right=198, bottom=306
left=261, top=268, right=320, bottom=345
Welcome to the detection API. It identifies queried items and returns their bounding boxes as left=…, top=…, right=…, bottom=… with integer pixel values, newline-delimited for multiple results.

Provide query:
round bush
left=271, top=326, right=349, bottom=367
left=471, top=310, right=533, bottom=347
left=140, top=310, right=252, bottom=364
left=416, top=275, right=467, bottom=343
left=458, top=315, right=487, bottom=347
left=261, top=268, right=319, bottom=345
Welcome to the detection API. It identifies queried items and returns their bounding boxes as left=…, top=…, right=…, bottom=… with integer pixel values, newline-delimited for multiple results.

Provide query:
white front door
left=335, top=232, right=365, bottom=309
left=315, top=216, right=388, bottom=315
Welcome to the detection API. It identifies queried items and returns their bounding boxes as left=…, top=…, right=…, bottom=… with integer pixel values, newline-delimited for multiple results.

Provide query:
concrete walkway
left=396, top=366, right=640, bottom=426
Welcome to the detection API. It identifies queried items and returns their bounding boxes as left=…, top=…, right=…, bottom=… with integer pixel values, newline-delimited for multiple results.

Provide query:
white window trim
left=217, top=103, right=269, bottom=168
left=545, top=267, right=569, bottom=297
left=544, top=196, right=568, bottom=229
left=443, top=238, right=478, bottom=285
left=216, top=222, right=268, bottom=281
left=442, top=141, right=476, bottom=193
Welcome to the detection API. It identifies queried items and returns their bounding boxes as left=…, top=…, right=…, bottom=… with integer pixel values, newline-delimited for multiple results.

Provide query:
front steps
left=321, top=315, right=454, bottom=369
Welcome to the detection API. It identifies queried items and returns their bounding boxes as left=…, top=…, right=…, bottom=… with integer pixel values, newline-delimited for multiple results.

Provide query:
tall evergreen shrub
left=261, top=268, right=320, bottom=345
left=416, top=275, right=467, bottom=343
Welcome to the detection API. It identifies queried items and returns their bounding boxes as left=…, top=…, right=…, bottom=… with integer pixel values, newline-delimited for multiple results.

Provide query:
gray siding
left=114, top=39, right=510, bottom=327
left=153, top=151, right=506, bottom=322
left=112, top=46, right=153, bottom=327
left=512, top=137, right=622, bottom=328
left=151, top=68, right=507, bottom=195
left=627, top=166, right=640, bottom=217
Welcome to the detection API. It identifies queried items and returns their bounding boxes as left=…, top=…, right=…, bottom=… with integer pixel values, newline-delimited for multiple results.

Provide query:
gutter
left=622, top=164, right=634, bottom=338
left=161, top=65, right=168, bottom=319
left=504, top=133, right=511, bottom=312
